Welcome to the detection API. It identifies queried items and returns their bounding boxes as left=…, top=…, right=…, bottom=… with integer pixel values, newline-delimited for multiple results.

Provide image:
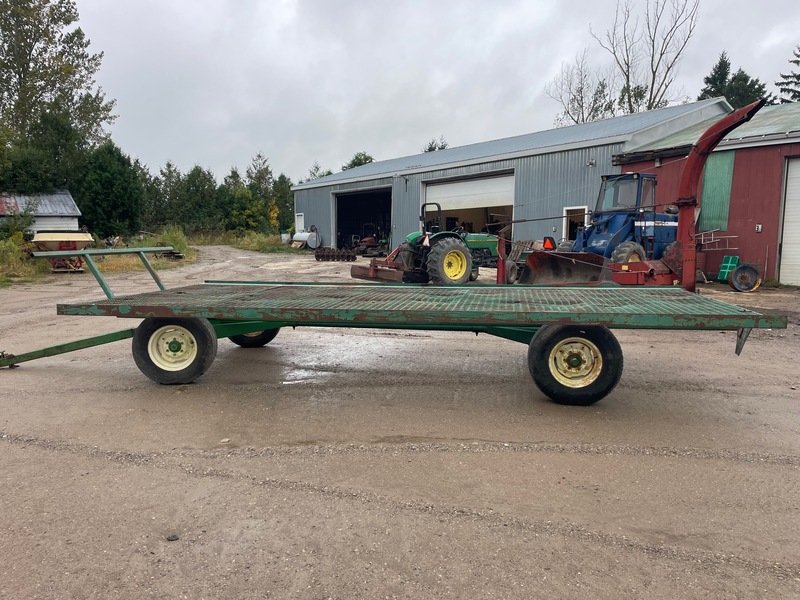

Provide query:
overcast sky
left=75, top=0, right=800, bottom=183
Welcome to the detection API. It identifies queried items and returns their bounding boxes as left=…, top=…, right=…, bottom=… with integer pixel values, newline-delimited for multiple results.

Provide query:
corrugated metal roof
left=294, top=98, right=731, bottom=190
left=626, top=102, right=800, bottom=154
left=0, top=191, right=81, bottom=217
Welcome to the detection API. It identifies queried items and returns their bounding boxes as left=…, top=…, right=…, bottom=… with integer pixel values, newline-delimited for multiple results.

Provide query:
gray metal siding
left=512, top=144, right=622, bottom=240
left=293, top=188, right=332, bottom=246
left=297, top=144, right=622, bottom=248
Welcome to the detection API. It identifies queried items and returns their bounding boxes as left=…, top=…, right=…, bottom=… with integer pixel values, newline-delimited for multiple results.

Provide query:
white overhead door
left=425, top=175, right=514, bottom=210
left=781, top=158, right=800, bottom=285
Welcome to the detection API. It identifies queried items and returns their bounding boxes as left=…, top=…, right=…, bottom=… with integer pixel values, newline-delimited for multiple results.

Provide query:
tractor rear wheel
left=528, top=325, right=623, bottom=405
left=132, top=317, right=218, bottom=384
left=610, top=241, right=646, bottom=264
left=426, top=237, right=472, bottom=284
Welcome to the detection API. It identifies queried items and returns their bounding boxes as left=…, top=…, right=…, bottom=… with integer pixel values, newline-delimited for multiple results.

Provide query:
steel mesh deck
left=57, top=283, right=786, bottom=331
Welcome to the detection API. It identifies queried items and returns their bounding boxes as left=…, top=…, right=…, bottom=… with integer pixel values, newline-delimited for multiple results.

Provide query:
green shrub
left=132, top=225, right=191, bottom=255
left=156, top=225, right=191, bottom=255
left=0, top=237, right=34, bottom=277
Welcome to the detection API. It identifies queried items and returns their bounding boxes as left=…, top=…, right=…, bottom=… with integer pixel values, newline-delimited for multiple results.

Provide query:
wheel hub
left=147, top=325, right=198, bottom=372
left=548, top=337, right=603, bottom=388
left=443, top=250, right=467, bottom=280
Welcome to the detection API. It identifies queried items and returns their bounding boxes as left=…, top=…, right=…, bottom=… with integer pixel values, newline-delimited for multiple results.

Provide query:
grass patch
left=233, top=232, right=298, bottom=253
left=761, top=278, right=799, bottom=290
left=92, top=253, right=194, bottom=274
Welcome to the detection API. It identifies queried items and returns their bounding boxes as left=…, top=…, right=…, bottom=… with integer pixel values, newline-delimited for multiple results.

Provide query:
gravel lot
left=1, top=246, right=799, bottom=599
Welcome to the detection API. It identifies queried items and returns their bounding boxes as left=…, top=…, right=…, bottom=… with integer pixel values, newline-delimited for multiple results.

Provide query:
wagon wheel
left=228, top=328, right=281, bottom=347
left=132, top=318, right=217, bottom=384
left=527, top=325, right=623, bottom=405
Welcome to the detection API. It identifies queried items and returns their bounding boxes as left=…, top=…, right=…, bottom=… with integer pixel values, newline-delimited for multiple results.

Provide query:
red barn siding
left=624, top=144, right=800, bottom=280
left=723, top=144, right=800, bottom=279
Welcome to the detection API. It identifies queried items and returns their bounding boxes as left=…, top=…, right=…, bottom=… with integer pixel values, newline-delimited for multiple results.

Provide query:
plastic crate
left=717, top=255, right=739, bottom=282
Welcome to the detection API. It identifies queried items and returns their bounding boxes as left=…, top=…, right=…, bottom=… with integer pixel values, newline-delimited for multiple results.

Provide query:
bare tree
left=545, top=49, right=617, bottom=126
left=591, top=0, right=699, bottom=113
left=546, top=0, right=699, bottom=125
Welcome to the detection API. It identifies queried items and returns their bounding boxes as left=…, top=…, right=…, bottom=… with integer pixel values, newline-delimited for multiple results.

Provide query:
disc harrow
left=314, top=247, right=357, bottom=262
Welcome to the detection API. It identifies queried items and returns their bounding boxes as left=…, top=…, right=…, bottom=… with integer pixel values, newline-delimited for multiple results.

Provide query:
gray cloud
left=76, top=0, right=800, bottom=182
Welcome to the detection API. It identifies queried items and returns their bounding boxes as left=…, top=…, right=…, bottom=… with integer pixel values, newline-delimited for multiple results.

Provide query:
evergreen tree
left=135, top=160, right=162, bottom=233
left=245, top=153, right=277, bottom=231
left=698, top=52, right=732, bottom=99
left=156, top=161, right=184, bottom=228
left=77, top=141, right=143, bottom=236
left=182, top=165, right=223, bottom=232
left=776, top=44, right=800, bottom=103
left=299, top=161, right=332, bottom=184
left=698, top=52, right=773, bottom=108
left=422, top=136, right=449, bottom=152
left=272, top=173, right=294, bottom=232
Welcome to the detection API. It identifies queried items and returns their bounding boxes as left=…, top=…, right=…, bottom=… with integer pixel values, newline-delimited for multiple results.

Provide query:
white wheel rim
left=147, top=325, right=199, bottom=372
left=548, top=336, right=603, bottom=388
left=241, top=331, right=264, bottom=338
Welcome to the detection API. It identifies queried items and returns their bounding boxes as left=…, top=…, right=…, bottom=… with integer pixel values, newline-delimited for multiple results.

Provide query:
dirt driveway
left=1, top=246, right=799, bottom=599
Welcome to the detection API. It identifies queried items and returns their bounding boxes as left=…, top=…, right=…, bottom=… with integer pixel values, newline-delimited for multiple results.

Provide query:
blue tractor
left=520, top=172, right=679, bottom=284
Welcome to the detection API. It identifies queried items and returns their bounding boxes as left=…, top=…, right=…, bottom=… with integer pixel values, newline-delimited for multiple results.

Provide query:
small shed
left=0, top=191, right=82, bottom=233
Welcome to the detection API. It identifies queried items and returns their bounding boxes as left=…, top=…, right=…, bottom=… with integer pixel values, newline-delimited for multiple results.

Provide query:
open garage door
left=425, top=175, right=514, bottom=234
left=335, top=188, right=391, bottom=250
left=780, top=158, right=800, bottom=284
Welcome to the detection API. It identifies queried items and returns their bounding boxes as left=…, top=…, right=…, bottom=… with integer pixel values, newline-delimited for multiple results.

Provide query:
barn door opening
left=562, top=206, right=587, bottom=243
left=335, top=189, right=392, bottom=249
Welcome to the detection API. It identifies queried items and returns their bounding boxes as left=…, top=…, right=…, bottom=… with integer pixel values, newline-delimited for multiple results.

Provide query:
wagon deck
left=58, top=281, right=783, bottom=332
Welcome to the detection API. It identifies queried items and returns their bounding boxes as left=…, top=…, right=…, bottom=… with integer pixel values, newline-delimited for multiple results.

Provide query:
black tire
left=426, top=237, right=472, bottom=285
left=469, top=267, right=479, bottom=282
left=610, top=241, right=646, bottom=264
left=228, top=327, right=281, bottom=347
left=505, top=260, right=519, bottom=284
left=394, top=244, right=429, bottom=284
left=527, top=325, right=623, bottom=405
left=132, top=317, right=218, bottom=385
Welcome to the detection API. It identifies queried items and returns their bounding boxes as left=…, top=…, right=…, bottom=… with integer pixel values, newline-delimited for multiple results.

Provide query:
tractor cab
left=571, top=173, right=676, bottom=261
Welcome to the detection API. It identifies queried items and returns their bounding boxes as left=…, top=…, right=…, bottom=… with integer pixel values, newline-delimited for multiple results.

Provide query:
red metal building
left=614, top=102, right=800, bottom=283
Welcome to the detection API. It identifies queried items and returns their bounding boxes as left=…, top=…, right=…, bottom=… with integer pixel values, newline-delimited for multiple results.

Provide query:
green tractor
left=351, top=202, right=501, bottom=284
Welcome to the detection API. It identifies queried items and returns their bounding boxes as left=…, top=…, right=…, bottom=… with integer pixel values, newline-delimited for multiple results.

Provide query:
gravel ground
left=1, top=246, right=799, bottom=599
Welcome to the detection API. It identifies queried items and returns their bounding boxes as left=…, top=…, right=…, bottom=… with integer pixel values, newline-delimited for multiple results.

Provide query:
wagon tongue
left=517, top=251, right=607, bottom=285
left=350, top=261, right=405, bottom=282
